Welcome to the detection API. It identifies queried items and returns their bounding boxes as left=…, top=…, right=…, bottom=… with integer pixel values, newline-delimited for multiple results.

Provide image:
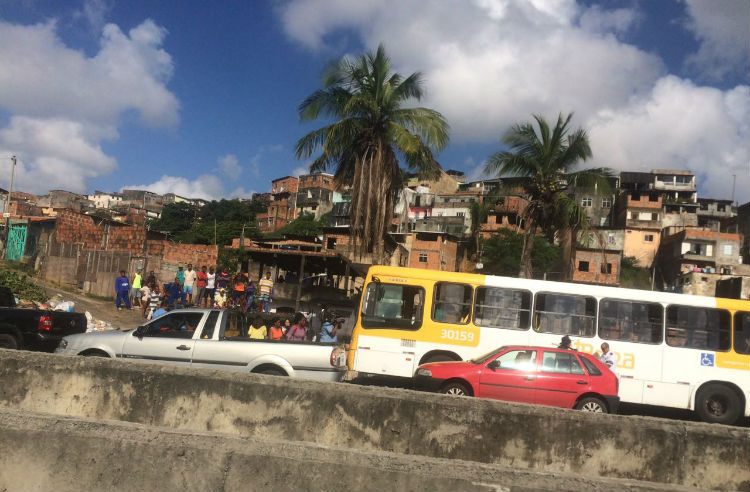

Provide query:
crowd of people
left=114, top=264, right=277, bottom=319
left=238, top=312, right=343, bottom=342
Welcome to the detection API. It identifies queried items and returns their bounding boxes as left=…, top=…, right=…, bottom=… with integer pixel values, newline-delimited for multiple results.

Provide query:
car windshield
left=469, top=346, right=508, bottom=364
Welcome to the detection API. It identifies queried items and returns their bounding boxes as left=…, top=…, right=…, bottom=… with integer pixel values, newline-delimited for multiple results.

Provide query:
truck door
left=121, top=311, right=205, bottom=365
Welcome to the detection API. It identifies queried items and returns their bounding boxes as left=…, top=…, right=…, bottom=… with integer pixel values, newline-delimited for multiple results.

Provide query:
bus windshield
left=360, top=282, right=425, bottom=330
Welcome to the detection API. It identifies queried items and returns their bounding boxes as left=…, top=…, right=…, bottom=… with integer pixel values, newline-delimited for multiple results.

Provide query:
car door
left=534, top=350, right=587, bottom=409
left=478, top=348, right=538, bottom=404
left=121, top=311, right=205, bottom=365
left=191, top=310, right=252, bottom=373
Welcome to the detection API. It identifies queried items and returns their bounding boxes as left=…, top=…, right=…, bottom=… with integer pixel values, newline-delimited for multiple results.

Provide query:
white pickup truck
left=55, top=308, right=347, bottom=382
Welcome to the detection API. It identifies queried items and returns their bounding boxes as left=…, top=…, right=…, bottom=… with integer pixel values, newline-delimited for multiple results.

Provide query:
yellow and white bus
left=348, top=265, right=750, bottom=424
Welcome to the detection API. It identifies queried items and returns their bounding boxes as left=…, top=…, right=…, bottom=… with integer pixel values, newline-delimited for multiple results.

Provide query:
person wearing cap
left=558, top=335, right=574, bottom=350
left=214, top=287, right=227, bottom=309
left=131, top=267, right=143, bottom=309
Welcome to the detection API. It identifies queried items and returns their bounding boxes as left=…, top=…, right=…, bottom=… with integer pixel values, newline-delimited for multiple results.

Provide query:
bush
left=0, top=270, right=47, bottom=303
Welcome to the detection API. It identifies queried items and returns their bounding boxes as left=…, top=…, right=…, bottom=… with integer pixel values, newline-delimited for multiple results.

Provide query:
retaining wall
left=0, top=350, right=747, bottom=491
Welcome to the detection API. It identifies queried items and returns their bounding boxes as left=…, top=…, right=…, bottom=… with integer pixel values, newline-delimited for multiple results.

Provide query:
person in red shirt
left=196, top=266, right=208, bottom=308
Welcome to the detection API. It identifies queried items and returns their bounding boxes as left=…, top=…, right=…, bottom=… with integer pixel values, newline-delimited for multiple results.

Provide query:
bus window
left=474, top=287, right=531, bottom=330
left=361, top=283, right=425, bottom=330
left=432, top=283, right=473, bottom=325
left=734, top=311, right=750, bottom=355
left=666, top=305, right=730, bottom=351
left=599, top=299, right=663, bottom=344
left=534, top=292, right=596, bottom=337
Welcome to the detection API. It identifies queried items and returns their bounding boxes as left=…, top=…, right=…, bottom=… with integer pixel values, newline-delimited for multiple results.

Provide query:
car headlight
left=416, top=368, right=432, bottom=377
left=58, top=339, right=68, bottom=349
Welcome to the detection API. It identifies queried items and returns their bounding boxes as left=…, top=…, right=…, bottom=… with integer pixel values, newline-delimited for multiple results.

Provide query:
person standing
left=131, top=267, right=143, bottom=309
left=598, top=342, right=617, bottom=372
left=176, top=266, right=185, bottom=288
left=114, top=270, right=131, bottom=311
left=258, top=271, right=274, bottom=313
left=318, top=314, right=339, bottom=343
left=284, top=314, right=308, bottom=341
left=147, top=283, right=162, bottom=319
left=138, top=282, right=151, bottom=319
left=183, top=264, right=197, bottom=305
left=205, top=266, right=216, bottom=308
left=195, top=266, right=208, bottom=308
left=217, top=267, right=231, bottom=290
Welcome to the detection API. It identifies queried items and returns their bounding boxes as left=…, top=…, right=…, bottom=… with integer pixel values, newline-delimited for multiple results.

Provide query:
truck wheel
left=0, top=334, right=18, bottom=350
left=696, top=384, right=741, bottom=425
left=260, top=368, right=286, bottom=376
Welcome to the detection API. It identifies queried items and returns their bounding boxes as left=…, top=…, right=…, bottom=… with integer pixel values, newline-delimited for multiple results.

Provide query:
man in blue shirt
left=152, top=300, right=169, bottom=319
left=164, top=277, right=185, bottom=309
left=114, top=270, right=131, bottom=311
left=319, top=314, right=339, bottom=343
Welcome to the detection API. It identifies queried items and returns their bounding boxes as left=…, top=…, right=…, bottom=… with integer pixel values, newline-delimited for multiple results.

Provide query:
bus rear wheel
left=696, top=384, right=741, bottom=425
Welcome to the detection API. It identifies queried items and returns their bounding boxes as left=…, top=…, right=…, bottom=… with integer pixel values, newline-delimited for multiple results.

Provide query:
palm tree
left=484, top=113, right=613, bottom=279
left=295, top=44, right=449, bottom=262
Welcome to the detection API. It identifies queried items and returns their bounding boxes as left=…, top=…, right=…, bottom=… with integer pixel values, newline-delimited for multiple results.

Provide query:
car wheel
left=575, top=397, right=608, bottom=413
left=696, top=384, right=741, bottom=425
left=0, top=334, right=18, bottom=350
left=441, top=381, right=471, bottom=397
left=81, top=350, right=110, bottom=357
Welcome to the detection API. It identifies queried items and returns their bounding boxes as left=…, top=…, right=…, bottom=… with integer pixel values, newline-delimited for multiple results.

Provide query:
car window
left=491, top=349, right=537, bottom=371
left=145, top=312, right=203, bottom=339
left=579, top=355, right=602, bottom=376
left=200, top=311, right=221, bottom=339
left=540, top=351, right=585, bottom=375
left=220, top=311, right=245, bottom=339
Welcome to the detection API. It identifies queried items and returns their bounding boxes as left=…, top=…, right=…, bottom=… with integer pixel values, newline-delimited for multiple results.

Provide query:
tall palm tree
left=484, top=113, right=613, bottom=279
left=295, top=44, right=449, bottom=262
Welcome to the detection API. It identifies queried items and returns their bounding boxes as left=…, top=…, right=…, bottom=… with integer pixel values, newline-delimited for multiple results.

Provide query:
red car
left=415, top=345, right=619, bottom=413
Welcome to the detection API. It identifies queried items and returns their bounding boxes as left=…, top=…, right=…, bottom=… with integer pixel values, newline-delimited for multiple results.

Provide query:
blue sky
left=0, top=0, right=748, bottom=202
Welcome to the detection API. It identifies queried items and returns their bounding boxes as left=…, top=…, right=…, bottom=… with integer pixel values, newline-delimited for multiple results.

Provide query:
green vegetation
left=149, top=199, right=262, bottom=246
left=0, top=270, right=47, bottom=303
left=619, top=256, right=653, bottom=290
left=271, top=213, right=330, bottom=238
left=296, top=44, right=448, bottom=262
left=485, top=113, right=613, bottom=280
left=480, top=230, right=560, bottom=278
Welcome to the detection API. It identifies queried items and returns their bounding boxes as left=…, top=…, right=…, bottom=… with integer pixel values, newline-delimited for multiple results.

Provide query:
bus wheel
left=441, top=381, right=471, bottom=397
left=696, top=384, right=741, bottom=425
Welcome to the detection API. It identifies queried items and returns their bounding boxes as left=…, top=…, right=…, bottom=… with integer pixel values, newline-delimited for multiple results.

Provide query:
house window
left=644, top=234, right=654, bottom=242
left=326, top=237, right=337, bottom=250
left=418, top=253, right=428, bottom=263
left=581, top=197, right=592, bottom=207
left=601, top=198, right=611, bottom=208
left=723, top=244, right=732, bottom=255
left=578, top=261, right=590, bottom=272
left=601, top=263, right=613, bottom=274
left=456, top=212, right=465, bottom=217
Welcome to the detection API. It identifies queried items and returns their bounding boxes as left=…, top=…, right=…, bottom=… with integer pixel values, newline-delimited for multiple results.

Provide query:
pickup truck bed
left=56, top=308, right=347, bottom=382
left=0, top=286, right=87, bottom=351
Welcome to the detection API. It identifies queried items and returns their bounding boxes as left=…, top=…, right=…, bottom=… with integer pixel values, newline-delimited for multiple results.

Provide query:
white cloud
left=588, top=77, right=750, bottom=202
left=280, top=0, right=749, bottom=202
left=74, top=0, right=114, bottom=34
left=683, top=0, right=750, bottom=82
left=0, top=18, right=178, bottom=193
left=292, top=165, right=310, bottom=177
left=218, top=154, right=242, bottom=179
left=249, top=144, right=284, bottom=176
left=122, top=175, right=224, bottom=200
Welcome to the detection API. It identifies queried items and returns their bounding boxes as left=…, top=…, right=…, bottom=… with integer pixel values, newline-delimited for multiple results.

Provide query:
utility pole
left=731, top=174, right=736, bottom=206
left=240, top=223, right=245, bottom=250
left=214, top=218, right=217, bottom=246
left=4, top=155, right=16, bottom=215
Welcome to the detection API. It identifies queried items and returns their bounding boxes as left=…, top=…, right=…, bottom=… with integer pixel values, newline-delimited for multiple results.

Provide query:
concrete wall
left=0, top=350, right=747, bottom=491
left=0, top=409, right=699, bottom=492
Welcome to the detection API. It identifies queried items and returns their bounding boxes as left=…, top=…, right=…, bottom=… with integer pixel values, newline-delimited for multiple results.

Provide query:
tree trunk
left=559, top=226, right=576, bottom=281
left=519, top=223, right=536, bottom=278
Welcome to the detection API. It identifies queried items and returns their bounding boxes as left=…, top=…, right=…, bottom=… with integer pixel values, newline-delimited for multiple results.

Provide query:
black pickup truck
left=0, top=286, right=87, bottom=351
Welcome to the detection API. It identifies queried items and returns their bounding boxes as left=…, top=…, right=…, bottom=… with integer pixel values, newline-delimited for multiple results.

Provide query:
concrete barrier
left=0, top=350, right=747, bottom=491
left=0, top=409, right=701, bottom=492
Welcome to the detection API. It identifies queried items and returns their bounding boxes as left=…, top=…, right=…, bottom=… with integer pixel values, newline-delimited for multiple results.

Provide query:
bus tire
left=695, top=384, right=741, bottom=425
left=441, top=380, right=471, bottom=397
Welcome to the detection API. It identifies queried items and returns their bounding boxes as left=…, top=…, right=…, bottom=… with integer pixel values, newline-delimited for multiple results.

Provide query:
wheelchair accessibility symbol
left=700, top=353, right=715, bottom=367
